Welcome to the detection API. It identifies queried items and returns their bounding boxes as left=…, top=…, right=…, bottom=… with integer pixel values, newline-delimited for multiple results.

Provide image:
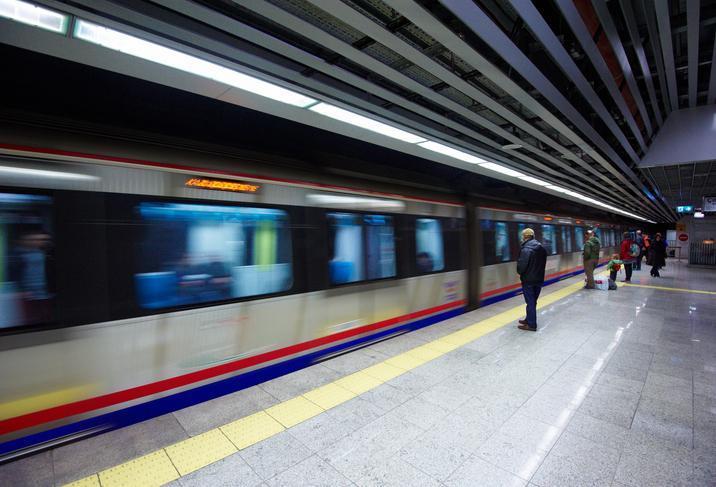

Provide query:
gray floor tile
left=631, top=395, right=693, bottom=449
left=356, top=455, right=441, bottom=487
left=52, top=413, right=188, bottom=485
left=693, top=448, right=716, bottom=487
left=258, top=365, right=341, bottom=401
left=595, top=372, right=644, bottom=394
left=265, top=455, right=352, bottom=487
left=398, top=428, right=471, bottom=482
left=389, top=395, right=449, bottom=430
left=0, top=451, right=54, bottom=487
left=320, top=348, right=388, bottom=376
left=564, top=411, right=630, bottom=451
left=418, top=382, right=473, bottom=411
left=613, top=442, right=693, bottom=487
left=239, top=431, right=313, bottom=480
left=173, top=386, right=279, bottom=436
left=178, top=453, right=262, bottom=487
left=475, top=430, right=551, bottom=480
left=531, top=432, right=620, bottom=487
left=354, top=383, right=408, bottom=412
left=287, top=399, right=380, bottom=452
left=445, top=455, right=527, bottom=487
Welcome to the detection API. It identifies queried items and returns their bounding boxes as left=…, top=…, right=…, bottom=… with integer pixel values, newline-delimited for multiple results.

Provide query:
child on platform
left=607, top=253, right=623, bottom=282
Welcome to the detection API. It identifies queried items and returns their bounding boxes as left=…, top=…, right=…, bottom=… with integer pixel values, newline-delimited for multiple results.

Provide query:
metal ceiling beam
left=236, top=0, right=653, bottom=212
left=554, top=0, right=647, bottom=153
left=709, top=33, right=716, bottom=104
left=143, top=0, right=635, bottom=207
left=654, top=0, right=679, bottom=112
left=642, top=0, right=671, bottom=117
left=514, top=0, right=641, bottom=163
left=304, top=0, right=596, bottom=177
left=429, top=0, right=671, bottom=219
left=619, top=0, right=663, bottom=127
left=591, top=0, right=653, bottom=136
left=687, top=0, right=700, bottom=107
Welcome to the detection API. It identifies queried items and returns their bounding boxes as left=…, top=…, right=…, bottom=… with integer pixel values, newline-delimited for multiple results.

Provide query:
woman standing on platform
left=647, top=233, right=667, bottom=277
left=619, top=232, right=637, bottom=282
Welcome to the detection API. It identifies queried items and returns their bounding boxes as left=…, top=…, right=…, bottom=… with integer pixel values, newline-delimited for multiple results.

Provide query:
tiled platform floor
left=1, top=261, right=715, bottom=486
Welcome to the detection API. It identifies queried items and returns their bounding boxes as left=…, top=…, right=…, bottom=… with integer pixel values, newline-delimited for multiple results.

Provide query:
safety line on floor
left=621, top=283, right=716, bottom=295
left=64, top=280, right=586, bottom=487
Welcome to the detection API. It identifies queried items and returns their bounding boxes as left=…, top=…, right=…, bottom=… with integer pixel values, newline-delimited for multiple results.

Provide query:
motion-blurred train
left=0, top=131, right=625, bottom=460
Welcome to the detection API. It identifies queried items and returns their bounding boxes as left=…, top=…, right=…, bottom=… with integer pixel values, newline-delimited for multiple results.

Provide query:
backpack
left=629, top=243, right=640, bottom=257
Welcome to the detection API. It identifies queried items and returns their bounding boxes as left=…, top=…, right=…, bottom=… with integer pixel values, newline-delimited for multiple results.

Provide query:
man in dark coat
left=516, top=228, right=547, bottom=331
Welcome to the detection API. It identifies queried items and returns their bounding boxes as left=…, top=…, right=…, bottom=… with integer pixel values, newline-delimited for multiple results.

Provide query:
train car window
left=516, top=223, right=529, bottom=245
left=134, top=202, right=292, bottom=309
left=0, top=192, right=55, bottom=329
left=494, top=222, right=511, bottom=262
left=365, top=215, right=396, bottom=280
left=328, top=212, right=396, bottom=285
left=416, top=218, right=445, bottom=272
left=574, top=227, right=585, bottom=250
left=561, top=226, right=574, bottom=253
left=541, top=224, right=557, bottom=255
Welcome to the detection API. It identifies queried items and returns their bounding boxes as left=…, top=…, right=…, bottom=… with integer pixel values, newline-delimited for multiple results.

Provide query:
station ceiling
left=2, top=0, right=716, bottom=222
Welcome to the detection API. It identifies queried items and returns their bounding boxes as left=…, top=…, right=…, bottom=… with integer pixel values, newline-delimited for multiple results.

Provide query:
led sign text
left=185, top=177, right=260, bottom=193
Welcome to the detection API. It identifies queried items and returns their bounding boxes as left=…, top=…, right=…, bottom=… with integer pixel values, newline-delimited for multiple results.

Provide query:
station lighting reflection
left=0, top=165, right=98, bottom=181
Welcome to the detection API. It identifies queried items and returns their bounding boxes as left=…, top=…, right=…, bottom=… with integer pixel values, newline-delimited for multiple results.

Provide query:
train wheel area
left=1, top=261, right=713, bottom=487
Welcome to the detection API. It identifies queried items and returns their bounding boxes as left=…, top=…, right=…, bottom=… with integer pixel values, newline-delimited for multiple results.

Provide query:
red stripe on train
left=0, top=299, right=465, bottom=436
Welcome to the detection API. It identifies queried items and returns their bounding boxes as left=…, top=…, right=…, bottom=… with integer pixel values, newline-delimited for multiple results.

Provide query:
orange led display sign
left=185, top=177, right=260, bottom=193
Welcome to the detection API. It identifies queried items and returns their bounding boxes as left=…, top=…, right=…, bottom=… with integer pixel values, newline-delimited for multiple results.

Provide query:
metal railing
left=689, top=242, right=716, bottom=266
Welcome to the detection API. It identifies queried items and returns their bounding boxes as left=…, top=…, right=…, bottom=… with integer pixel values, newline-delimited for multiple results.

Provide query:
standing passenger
left=619, top=232, right=636, bottom=282
left=583, top=230, right=601, bottom=289
left=516, top=228, right=547, bottom=332
left=634, top=230, right=644, bottom=270
left=647, top=233, right=667, bottom=277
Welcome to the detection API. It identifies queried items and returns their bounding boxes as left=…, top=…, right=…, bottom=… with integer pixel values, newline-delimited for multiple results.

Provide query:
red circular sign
left=678, top=234, right=689, bottom=242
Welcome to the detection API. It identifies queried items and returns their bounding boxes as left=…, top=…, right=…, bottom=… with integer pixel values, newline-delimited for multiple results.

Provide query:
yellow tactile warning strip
left=98, top=450, right=179, bottom=487
left=622, top=282, right=716, bottom=295
left=164, top=428, right=236, bottom=476
left=62, top=279, right=587, bottom=487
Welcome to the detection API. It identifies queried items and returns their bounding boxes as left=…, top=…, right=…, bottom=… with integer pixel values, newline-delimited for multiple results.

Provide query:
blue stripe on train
left=479, top=262, right=608, bottom=307
left=0, top=306, right=465, bottom=459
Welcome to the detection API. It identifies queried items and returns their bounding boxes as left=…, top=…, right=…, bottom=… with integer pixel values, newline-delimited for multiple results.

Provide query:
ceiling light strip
left=73, top=19, right=316, bottom=107
left=0, top=0, right=68, bottom=33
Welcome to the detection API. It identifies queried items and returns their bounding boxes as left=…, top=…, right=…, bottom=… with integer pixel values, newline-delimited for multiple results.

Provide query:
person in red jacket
left=619, top=232, right=637, bottom=282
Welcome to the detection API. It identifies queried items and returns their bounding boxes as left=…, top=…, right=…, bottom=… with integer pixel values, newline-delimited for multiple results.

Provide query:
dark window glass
left=561, top=226, right=574, bottom=253
left=328, top=212, right=396, bottom=285
left=134, top=202, right=292, bottom=309
left=541, top=224, right=557, bottom=255
left=575, top=227, right=585, bottom=250
left=494, top=222, right=511, bottom=262
left=416, top=218, right=445, bottom=272
left=517, top=223, right=529, bottom=246
left=0, top=192, right=54, bottom=328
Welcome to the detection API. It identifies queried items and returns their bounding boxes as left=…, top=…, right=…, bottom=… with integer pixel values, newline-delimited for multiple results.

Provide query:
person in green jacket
left=583, top=229, right=601, bottom=289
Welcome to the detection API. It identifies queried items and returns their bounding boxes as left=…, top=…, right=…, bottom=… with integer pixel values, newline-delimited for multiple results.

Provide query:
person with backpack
left=583, top=229, right=601, bottom=289
left=619, top=232, right=637, bottom=282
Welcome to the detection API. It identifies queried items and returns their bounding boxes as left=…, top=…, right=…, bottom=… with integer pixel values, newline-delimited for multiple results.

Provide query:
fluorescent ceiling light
left=418, top=141, right=487, bottom=164
left=518, top=175, right=551, bottom=186
left=0, top=0, right=68, bottom=33
left=546, top=185, right=569, bottom=193
left=694, top=211, right=704, bottom=219
left=478, top=162, right=524, bottom=178
left=501, top=143, right=523, bottom=150
left=73, top=20, right=316, bottom=107
left=309, top=103, right=425, bottom=144
left=0, top=165, right=99, bottom=181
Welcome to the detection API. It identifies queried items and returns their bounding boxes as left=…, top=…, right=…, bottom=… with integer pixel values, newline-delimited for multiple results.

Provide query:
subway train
left=0, top=132, right=625, bottom=460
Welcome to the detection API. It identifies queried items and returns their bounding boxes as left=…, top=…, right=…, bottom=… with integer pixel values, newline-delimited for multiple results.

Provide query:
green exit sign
left=676, top=205, right=693, bottom=213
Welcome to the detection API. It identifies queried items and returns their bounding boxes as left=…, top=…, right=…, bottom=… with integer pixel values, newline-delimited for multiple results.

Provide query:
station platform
left=1, top=262, right=714, bottom=487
